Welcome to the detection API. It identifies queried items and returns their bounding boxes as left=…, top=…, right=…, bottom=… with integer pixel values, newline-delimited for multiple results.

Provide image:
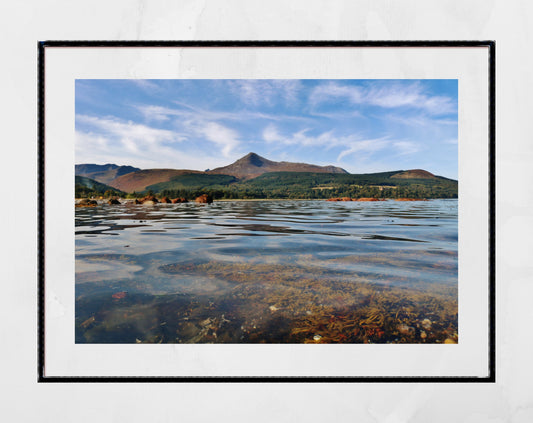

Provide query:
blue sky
left=75, top=79, right=458, bottom=179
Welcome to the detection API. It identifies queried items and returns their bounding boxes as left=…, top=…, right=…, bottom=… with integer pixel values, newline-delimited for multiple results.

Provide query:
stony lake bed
left=75, top=199, right=458, bottom=344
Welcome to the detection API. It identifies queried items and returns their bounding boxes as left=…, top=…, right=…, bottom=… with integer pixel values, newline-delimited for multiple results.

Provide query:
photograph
left=74, top=78, right=459, bottom=345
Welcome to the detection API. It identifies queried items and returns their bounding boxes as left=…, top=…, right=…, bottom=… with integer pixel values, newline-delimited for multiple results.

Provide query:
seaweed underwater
left=76, top=258, right=457, bottom=344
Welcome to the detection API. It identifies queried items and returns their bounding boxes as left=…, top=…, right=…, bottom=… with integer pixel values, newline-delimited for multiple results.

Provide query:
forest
left=76, top=171, right=458, bottom=200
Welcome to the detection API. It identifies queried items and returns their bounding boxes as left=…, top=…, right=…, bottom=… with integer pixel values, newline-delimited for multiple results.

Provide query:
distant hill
left=75, top=175, right=124, bottom=197
left=391, top=169, right=436, bottom=179
left=108, top=169, right=203, bottom=193
left=75, top=163, right=140, bottom=184
left=208, top=152, right=348, bottom=179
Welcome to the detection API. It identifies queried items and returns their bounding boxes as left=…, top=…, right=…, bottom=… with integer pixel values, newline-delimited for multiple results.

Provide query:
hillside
left=391, top=169, right=437, bottom=179
left=154, top=171, right=457, bottom=200
left=75, top=175, right=124, bottom=197
left=146, top=173, right=237, bottom=192
left=75, top=163, right=140, bottom=184
left=208, top=152, right=347, bottom=179
left=108, top=169, right=203, bottom=193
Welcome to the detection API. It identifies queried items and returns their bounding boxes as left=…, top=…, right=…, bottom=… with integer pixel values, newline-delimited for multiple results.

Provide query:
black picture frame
left=38, top=40, right=495, bottom=383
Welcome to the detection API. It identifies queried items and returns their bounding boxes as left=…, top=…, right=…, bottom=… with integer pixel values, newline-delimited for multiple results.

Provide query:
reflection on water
left=75, top=199, right=458, bottom=344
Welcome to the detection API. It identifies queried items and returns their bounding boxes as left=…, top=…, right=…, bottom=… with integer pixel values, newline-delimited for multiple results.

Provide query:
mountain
left=108, top=169, right=203, bottom=193
left=75, top=163, right=140, bottom=185
left=208, top=152, right=348, bottom=179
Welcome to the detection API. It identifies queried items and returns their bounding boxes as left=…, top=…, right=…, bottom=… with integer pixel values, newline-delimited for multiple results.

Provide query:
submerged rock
left=111, top=291, right=127, bottom=300
left=397, top=324, right=415, bottom=336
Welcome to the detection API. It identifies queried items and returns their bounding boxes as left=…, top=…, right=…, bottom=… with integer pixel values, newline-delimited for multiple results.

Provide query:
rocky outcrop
left=160, top=196, right=172, bottom=203
left=172, top=197, right=188, bottom=203
left=138, top=195, right=159, bottom=205
left=107, top=198, right=121, bottom=205
left=195, top=194, right=213, bottom=204
left=327, top=197, right=383, bottom=202
left=77, top=198, right=98, bottom=206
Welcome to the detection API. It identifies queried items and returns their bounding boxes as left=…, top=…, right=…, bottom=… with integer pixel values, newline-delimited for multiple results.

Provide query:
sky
left=75, top=79, right=458, bottom=179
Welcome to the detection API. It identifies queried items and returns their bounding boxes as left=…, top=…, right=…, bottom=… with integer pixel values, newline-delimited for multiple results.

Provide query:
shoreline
left=75, top=197, right=454, bottom=206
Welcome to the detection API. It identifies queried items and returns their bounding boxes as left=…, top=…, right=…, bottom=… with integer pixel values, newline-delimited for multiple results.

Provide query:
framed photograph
left=39, top=41, right=494, bottom=381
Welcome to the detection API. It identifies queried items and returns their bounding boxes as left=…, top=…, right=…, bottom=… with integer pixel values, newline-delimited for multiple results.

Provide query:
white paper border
left=43, top=45, right=490, bottom=378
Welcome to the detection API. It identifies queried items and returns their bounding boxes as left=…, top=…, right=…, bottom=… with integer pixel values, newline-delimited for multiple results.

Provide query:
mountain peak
left=209, top=152, right=347, bottom=179
left=237, top=152, right=271, bottom=167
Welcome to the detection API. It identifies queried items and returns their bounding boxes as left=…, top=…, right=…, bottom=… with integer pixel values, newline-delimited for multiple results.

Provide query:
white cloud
left=392, top=141, right=421, bottom=155
left=309, top=82, right=364, bottom=105
left=75, top=130, right=229, bottom=170
left=76, top=112, right=243, bottom=166
left=384, top=114, right=458, bottom=127
left=226, top=80, right=302, bottom=106
left=76, top=115, right=183, bottom=146
left=310, top=81, right=456, bottom=115
left=261, top=124, right=419, bottom=162
left=195, top=121, right=240, bottom=157
left=128, top=79, right=162, bottom=92
left=337, top=138, right=391, bottom=161
left=138, top=103, right=308, bottom=123
left=263, top=124, right=355, bottom=149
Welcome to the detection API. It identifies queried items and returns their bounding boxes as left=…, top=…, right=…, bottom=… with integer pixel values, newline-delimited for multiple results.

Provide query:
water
left=75, top=199, right=458, bottom=344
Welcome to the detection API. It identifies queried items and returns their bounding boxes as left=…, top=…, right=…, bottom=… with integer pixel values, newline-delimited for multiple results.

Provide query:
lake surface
left=75, top=199, right=458, bottom=344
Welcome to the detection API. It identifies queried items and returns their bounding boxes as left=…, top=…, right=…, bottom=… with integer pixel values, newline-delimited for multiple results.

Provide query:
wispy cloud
left=193, top=121, right=240, bottom=158
left=138, top=103, right=309, bottom=123
left=392, top=141, right=421, bottom=155
left=226, top=80, right=302, bottom=106
left=337, top=138, right=391, bottom=161
left=310, top=81, right=456, bottom=115
left=383, top=113, right=458, bottom=127
left=76, top=113, right=242, bottom=165
left=262, top=124, right=420, bottom=163
left=76, top=114, right=184, bottom=145
left=128, top=79, right=162, bottom=92
left=263, top=124, right=359, bottom=149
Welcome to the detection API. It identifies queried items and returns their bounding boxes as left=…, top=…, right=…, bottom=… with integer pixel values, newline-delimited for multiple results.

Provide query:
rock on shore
left=195, top=194, right=213, bottom=204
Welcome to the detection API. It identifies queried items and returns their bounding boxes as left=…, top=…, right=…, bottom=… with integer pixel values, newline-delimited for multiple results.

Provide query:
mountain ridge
left=75, top=152, right=453, bottom=195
